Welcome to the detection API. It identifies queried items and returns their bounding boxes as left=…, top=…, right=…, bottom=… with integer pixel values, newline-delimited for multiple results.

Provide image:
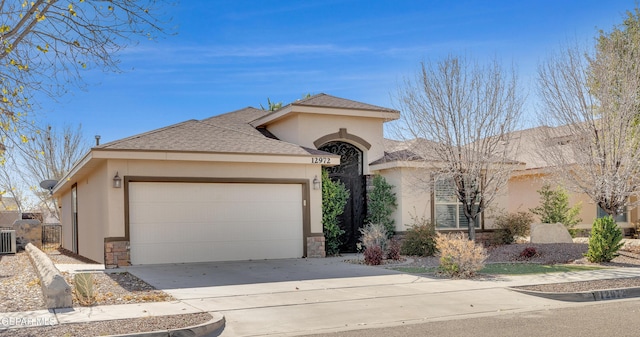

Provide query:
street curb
left=509, top=286, right=640, bottom=302
left=104, top=312, right=225, bottom=337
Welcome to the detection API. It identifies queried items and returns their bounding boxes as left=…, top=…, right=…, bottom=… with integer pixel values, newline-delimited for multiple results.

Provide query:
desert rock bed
left=0, top=249, right=211, bottom=336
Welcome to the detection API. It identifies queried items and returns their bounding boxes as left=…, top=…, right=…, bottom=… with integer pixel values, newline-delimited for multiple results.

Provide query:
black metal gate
left=318, top=141, right=366, bottom=253
left=42, top=224, right=62, bottom=251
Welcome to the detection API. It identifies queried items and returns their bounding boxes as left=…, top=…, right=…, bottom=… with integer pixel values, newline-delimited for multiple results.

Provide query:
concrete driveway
left=125, top=257, right=580, bottom=337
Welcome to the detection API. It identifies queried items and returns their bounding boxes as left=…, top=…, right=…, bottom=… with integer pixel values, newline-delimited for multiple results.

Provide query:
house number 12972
left=312, top=157, right=331, bottom=164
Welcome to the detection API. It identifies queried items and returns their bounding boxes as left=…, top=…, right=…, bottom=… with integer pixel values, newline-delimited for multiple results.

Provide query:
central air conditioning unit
left=0, top=230, right=16, bottom=254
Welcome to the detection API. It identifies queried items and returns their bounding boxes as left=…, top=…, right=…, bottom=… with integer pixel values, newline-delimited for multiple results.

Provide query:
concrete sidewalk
left=3, top=258, right=640, bottom=336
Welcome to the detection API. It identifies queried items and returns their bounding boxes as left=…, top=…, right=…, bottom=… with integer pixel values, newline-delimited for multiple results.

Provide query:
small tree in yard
left=394, top=55, right=524, bottom=241
left=585, top=216, right=623, bottom=263
left=530, top=184, right=582, bottom=236
left=365, top=175, right=397, bottom=238
left=321, top=169, right=349, bottom=256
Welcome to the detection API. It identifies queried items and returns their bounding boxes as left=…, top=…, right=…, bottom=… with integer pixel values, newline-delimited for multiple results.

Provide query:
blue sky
left=36, top=0, right=638, bottom=143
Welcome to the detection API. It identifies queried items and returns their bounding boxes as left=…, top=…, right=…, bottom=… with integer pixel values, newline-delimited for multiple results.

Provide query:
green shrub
left=585, top=216, right=623, bottom=263
left=74, top=273, right=95, bottom=306
left=322, top=169, right=349, bottom=256
left=365, top=175, right=398, bottom=237
left=530, top=184, right=582, bottom=237
left=492, top=211, right=534, bottom=244
left=401, top=214, right=437, bottom=256
left=435, top=232, right=487, bottom=278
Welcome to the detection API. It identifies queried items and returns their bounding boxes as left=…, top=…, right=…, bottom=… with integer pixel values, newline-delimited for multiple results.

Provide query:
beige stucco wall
left=377, top=167, right=431, bottom=232
left=58, top=156, right=323, bottom=263
left=266, top=113, right=386, bottom=173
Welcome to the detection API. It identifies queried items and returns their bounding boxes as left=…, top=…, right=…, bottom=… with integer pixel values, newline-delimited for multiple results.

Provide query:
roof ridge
left=197, top=118, right=303, bottom=147
left=201, top=106, right=265, bottom=121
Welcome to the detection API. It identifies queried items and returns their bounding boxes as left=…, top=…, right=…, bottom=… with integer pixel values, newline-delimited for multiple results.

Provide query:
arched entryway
left=318, top=141, right=366, bottom=252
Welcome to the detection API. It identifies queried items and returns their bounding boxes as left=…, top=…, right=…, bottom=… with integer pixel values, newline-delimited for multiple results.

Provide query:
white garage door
left=129, top=182, right=304, bottom=264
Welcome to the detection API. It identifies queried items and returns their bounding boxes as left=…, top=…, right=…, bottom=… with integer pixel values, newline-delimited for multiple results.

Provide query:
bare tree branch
left=535, top=23, right=640, bottom=217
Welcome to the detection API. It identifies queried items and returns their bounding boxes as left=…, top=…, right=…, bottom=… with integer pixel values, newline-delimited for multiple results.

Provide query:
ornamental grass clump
left=585, top=216, right=623, bottom=263
left=435, top=232, right=487, bottom=278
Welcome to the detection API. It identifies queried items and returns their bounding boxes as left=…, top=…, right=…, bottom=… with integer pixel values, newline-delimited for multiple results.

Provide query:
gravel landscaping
left=357, top=242, right=640, bottom=292
left=0, top=249, right=212, bottom=336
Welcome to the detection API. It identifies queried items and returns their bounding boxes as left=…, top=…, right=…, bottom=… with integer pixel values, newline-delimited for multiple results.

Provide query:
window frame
left=433, top=177, right=482, bottom=230
left=596, top=205, right=628, bottom=223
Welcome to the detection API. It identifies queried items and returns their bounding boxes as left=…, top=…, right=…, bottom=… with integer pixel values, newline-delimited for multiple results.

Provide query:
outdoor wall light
left=113, top=172, right=122, bottom=188
left=312, top=175, right=321, bottom=190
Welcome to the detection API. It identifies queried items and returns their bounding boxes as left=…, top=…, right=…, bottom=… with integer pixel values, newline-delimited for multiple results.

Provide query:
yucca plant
left=74, top=273, right=96, bottom=306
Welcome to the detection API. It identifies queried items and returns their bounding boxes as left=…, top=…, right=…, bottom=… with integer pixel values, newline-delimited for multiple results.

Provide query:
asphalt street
left=304, top=298, right=640, bottom=337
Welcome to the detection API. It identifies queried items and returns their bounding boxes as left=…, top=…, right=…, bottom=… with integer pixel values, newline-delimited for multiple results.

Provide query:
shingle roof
left=373, top=138, right=523, bottom=166
left=96, top=116, right=316, bottom=156
left=288, top=93, right=398, bottom=113
left=95, top=94, right=396, bottom=157
left=201, top=107, right=268, bottom=136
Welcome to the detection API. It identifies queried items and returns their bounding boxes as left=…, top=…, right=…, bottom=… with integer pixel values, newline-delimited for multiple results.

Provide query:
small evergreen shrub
left=519, top=247, right=537, bottom=259
left=492, top=211, right=534, bottom=245
left=585, top=216, right=624, bottom=263
left=363, top=245, right=384, bottom=265
left=359, top=223, right=389, bottom=252
left=530, top=184, right=582, bottom=237
left=322, top=169, right=349, bottom=256
left=365, top=175, right=398, bottom=237
left=74, top=273, right=96, bottom=306
left=401, top=215, right=437, bottom=257
left=386, top=238, right=402, bottom=261
left=435, top=232, right=487, bottom=278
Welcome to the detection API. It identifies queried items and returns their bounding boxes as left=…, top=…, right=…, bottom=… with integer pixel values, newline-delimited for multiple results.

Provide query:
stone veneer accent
left=104, top=240, right=130, bottom=268
left=306, top=236, right=326, bottom=258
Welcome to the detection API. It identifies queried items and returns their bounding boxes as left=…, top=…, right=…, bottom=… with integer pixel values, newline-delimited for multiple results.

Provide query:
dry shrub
left=359, top=223, right=389, bottom=251
left=492, top=211, right=533, bottom=245
left=401, top=215, right=437, bottom=256
left=519, top=247, right=537, bottom=259
left=436, top=232, right=487, bottom=278
left=386, top=238, right=402, bottom=261
left=363, top=245, right=384, bottom=265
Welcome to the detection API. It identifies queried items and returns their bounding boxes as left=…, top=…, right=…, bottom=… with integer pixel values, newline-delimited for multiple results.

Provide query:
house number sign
left=311, top=157, right=331, bottom=164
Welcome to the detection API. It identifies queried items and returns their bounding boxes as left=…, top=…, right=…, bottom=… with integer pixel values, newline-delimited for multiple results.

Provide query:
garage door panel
left=129, top=182, right=304, bottom=264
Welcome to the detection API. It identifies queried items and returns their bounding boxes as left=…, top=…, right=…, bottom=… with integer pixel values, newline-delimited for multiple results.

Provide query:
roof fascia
left=251, top=105, right=400, bottom=127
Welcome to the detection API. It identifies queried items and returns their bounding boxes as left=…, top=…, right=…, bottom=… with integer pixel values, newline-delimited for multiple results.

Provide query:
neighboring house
left=52, top=94, right=638, bottom=267
left=0, top=196, right=21, bottom=228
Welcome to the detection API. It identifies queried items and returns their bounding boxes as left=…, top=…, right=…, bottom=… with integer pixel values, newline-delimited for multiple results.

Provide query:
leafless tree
left=0, top=124, right=89, bottom=220
left=0, top=0, right=167, bottom=137
left=394, top=55, right=524, bottom=241
left=0, top=150, right=31, bottom=213
left=535, top=32, right=640, bottom=218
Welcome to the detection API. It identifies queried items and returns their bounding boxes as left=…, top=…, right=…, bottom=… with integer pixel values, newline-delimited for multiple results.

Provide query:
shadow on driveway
left=124, top=256, right=404, bottom=290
